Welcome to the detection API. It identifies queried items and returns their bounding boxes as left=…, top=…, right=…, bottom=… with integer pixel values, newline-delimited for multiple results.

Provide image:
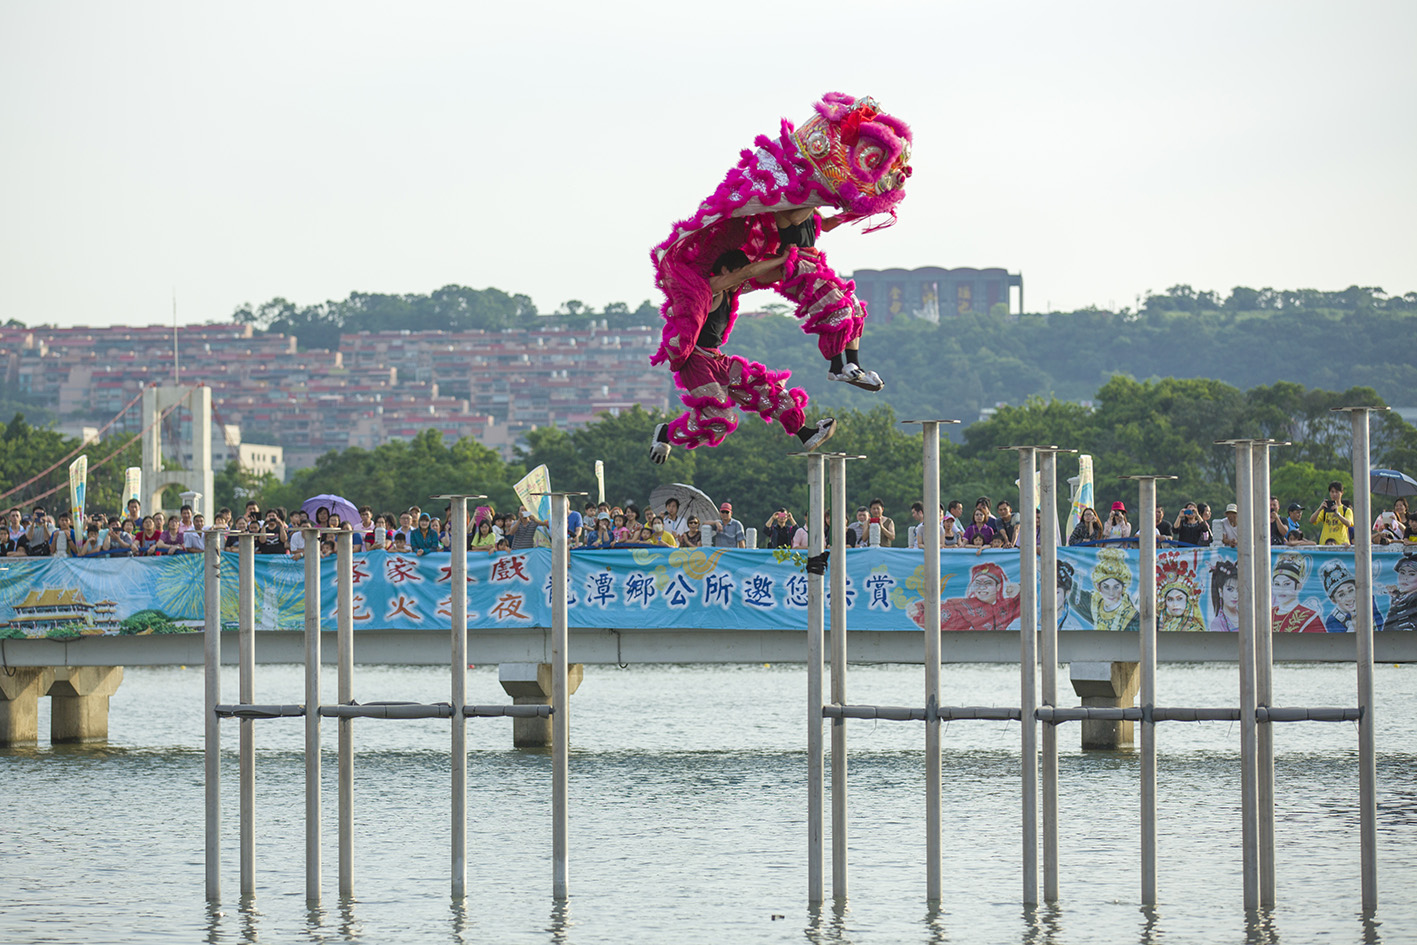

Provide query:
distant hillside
left=729, top=287, right=1417, bottom=428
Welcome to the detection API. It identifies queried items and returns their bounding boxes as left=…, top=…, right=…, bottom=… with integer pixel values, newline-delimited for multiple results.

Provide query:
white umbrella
left=648, top=482, right=718, bottom=525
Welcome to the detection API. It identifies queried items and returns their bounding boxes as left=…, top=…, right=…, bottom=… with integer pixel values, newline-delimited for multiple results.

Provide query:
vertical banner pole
left=451, top=497, right=469, bottom=899
left=1233, top=443, right=1259, bottom=911
left=1347, top=409, right=1378, bottom=911
left=1137, top=478, right=1159, bottom=906
left=828, top=455, right=849, bottom=900
left=203, top=539, right=221, bottom=902
left=550, top=494, right=570, bottom=901
left=1016, top=448, right=1039, bottom=906
left=304, top=528, right=322, bottom=904
left=1040, top=451, right=1060, bottom=902
left=336, top=531, right=354, bottom=899
left=1251, top=442, right=1276, bottom=908
left=922, top=426, right=942, bottom=903
left=806, top=454, right=826, bottom=903
left=238, top=533, right=256, bottom=898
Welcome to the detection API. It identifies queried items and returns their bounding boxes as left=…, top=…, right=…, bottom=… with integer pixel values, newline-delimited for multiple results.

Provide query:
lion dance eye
left=859, top=146, right=884, bottom=170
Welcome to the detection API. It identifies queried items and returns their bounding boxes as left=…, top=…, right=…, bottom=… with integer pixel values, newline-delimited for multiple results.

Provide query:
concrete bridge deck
left=3, top=628, right=1413, bottom=667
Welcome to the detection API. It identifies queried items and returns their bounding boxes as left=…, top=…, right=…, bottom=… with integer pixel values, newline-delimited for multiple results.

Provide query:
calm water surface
left=1, top=662, right=1414, bottom=944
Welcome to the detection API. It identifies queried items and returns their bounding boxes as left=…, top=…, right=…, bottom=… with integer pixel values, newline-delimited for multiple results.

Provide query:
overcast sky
left=2, top=1, right=1414, bottom=329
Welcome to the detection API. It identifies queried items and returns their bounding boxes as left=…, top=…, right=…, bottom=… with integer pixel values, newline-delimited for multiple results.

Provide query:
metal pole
left=806, top=454, right=826, bottom=903
left=238, top=533, right=255, bottom=898
left=1233, top=442, right=1259, bottom=911
left=204, top=538, right=221, bottom=901
left=1251, top=442, right=1276, bottom=908
left=1137, top=478, right=1159, bottom=906
left=304, top=526, right=322, bottom=904
left=923, top=426, right=942, bottom=904
left=1017, top=448, right=1038, bottom=906
left=550, top=494, right=570, bottom=901
left=1039, top=451, right=1059, bottom=903
left=1346, top=409, right=1378, bottom=911
left=451, top=496, right=469, bottom=899
left=336, top=531, right=354, bottom=899
left=828, top=454, right=848, bottom=900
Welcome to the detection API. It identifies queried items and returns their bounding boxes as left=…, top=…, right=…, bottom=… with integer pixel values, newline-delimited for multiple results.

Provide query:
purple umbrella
left=302, top=493, right=359, bottom=527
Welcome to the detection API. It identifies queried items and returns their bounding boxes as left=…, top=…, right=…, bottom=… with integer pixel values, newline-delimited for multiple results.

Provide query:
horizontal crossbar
left=823, top=705, right=1023, bottom=721
left=820, top=704, right=1363, bottom=724
left=465, top=704, right=552, bottom=718
left=320, top=702, right=452, bottom=719
left=215, top=701, right=556, bottom=720
left=214, top=704, right=305, bottom=719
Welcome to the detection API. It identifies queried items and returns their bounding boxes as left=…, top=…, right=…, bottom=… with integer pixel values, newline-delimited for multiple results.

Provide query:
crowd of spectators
left=4, top=479, right=1413, bottom=561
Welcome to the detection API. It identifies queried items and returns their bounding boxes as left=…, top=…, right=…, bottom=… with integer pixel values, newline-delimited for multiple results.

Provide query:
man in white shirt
left=182, top=514, right=208, bottom=552
left=1216, top=503, right=1240, bottom=548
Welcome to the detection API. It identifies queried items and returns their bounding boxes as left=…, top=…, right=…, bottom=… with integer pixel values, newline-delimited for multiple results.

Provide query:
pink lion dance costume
left=649, top=92, right=913, bottom=453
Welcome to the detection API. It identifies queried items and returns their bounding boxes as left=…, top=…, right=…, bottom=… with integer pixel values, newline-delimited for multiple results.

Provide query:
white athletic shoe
left=828, top=364, right=885, bottom=392
left=649, top=423, right=671, bottom=465
left=801, top=417, right=837, bottom=452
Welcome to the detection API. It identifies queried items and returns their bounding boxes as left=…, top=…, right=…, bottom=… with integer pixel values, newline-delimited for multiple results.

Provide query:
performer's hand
left=821, top=215, right=847, bottom=233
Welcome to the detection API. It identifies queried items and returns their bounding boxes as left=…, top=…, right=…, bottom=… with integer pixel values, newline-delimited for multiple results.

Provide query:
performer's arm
left=708, top=254, right=792, bottom=294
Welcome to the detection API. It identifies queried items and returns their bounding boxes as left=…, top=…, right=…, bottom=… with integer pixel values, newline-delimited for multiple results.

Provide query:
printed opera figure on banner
left=648, top=92, right=912, bottom=464
left=906, top=560, right=1021, bottom=632
left=1055, top=559, right=1086, bottom=630
left=1157, top=555, right=1207, bottom=633
left=1271, top=552, right=1325, bottom=633
left=1208, top=559, right=1241, bottom=633
left=1321, top=559, right=1384, bottom=633
left=1382, top=553, right=1417, bottom=633
left=1066, top=548, right=1140, bottom=633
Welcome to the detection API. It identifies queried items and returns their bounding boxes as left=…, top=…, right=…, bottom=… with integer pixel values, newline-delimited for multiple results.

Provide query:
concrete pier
left=1070, top=661, right=1139, bottom=749
left=0, top=666, right=123, bottom=745
left=498, top=662, right=582, bottom=748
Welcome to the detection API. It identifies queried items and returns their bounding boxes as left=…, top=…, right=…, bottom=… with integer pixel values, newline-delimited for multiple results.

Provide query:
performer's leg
left=773, top=248, right=883, bottom=391
left=723, top=356, right=837, bottom=451
left=649, top=354, right=740, bottom=464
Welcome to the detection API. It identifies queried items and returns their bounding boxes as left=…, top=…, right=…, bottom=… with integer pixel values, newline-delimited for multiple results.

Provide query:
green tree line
left=10, top=377, right=1413, bottom=532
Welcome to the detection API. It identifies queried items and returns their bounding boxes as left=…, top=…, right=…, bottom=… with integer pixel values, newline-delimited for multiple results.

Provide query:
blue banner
left=1, top=546, right=1413, bottom=638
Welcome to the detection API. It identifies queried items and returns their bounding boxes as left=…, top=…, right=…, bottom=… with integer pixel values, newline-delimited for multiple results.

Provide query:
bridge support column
left=1070, top=661, right=1138, bottom=750
left=0, top=668, right=55, bottom=746
left=48, top=666, right=124, bottom=743
left=499, top=662, right=582, bottom=748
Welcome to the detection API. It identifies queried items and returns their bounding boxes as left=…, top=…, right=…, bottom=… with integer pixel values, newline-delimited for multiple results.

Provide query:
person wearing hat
left=1382, top=554, right=1417, bottom=633
left=1102, top=501, right=1131, bottom=540
left=1271, top=552, right=1324, bottom=633
left=1321, top=560, right=1384, bottom=633
left=1279, top=502, right=1314, bottom=545
left=710, top=502, right=746, bottom=548
left=1216, top=503, right=1241, bottom=549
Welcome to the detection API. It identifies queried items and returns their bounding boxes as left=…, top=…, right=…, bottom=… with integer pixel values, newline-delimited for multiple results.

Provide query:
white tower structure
left=141, top=385, right=214, bottom=514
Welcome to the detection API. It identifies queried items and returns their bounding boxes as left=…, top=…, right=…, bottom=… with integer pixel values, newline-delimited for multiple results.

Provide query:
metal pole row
left=203, top=494, right=580, bottom=906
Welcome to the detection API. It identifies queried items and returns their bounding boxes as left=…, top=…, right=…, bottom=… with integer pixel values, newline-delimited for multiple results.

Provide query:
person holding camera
left=1173, top=503, right=1211, bottom=546
left=764, top=507, right=797, bottom=548
left=1102, top=501, right=1132, bottom=540
left=1308, top=480, right=1355, bottom=545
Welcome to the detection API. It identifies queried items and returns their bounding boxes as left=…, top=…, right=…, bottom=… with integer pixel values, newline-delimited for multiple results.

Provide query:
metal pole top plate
left=429, top=493, right=489, bottom=500
left=1329, top=405, right=1389, bottom=415
left=1119, top=475, right=1179, bottom=482
left=531, top=491, right=589, bottom=497
left=996, top=444, right=1061, bottom=453
left=902, top=418, right=962, bottom=425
